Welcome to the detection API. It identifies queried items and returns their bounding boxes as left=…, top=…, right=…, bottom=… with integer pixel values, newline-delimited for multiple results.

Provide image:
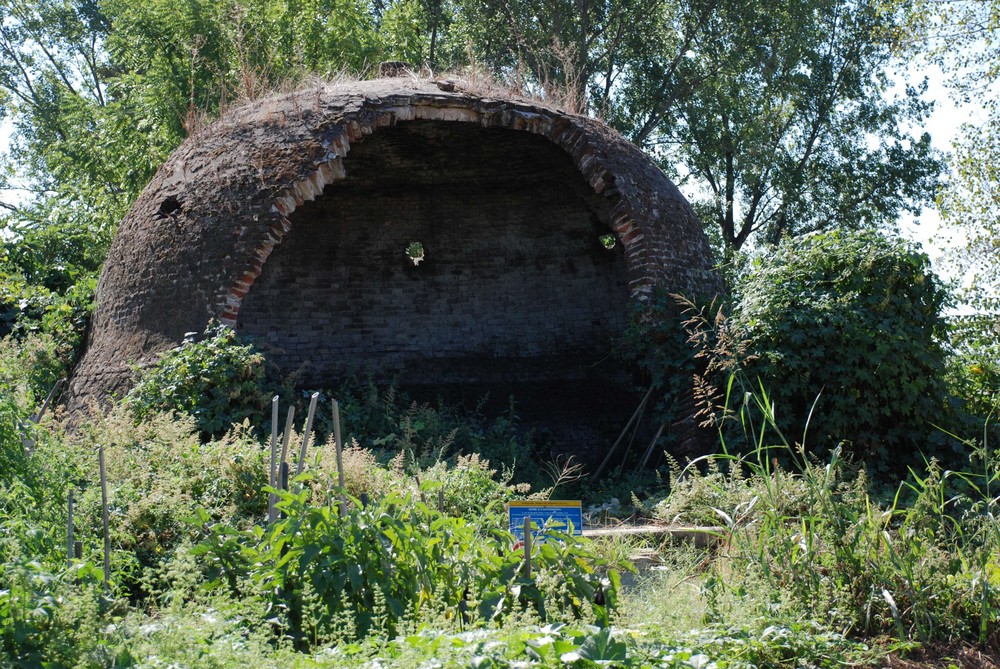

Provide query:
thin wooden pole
left=592, top=386, right=655, bottom=481
left=278, top=406, right=295, bottom=475
left=73, top=540, right=82, bottom=584
left=333, top=400, right=346, bottom=511
left=280, top=461, right=288, bottom=490
left=279, top=462, right=289, bottom=518
left=294, top=393, right=319, bottom=484
left=34, top=378, right=64, bottom=424
left=438, top=488, right=445, bottom=514
left=523, top=516, right=532, bottom=579
left=67, top=489, right=74, bottom=569
left=616, top=394, right=650, bottom=476
left=639, top=421, right=667, bottom=470
left=415, top=472, right=427, bottom=506
left=99, top=446, right=110, bottom=589
left=276, top=460, right=290, bottom=604
left=268, top=396, right=279, bottom=524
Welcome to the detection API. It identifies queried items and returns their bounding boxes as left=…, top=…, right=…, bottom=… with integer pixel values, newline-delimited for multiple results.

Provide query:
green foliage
left=7, top=367, right=1000, bottom=667
left=651, top=0, right=942, bottom=253
left=1, top=409, right=267, bottom=599
left=618, top=289, right=694, bottom=395
left=938, top=113, right=1000, bottom=317
left=0, top=0, right=444, bottom=330
left=731, top=230, right=952, bottom=466
left=0, top=392, right=30, bottom=487
left=126, top=322, right=269, bottom=437
left=415, top=453, right=531, bottom=518
left=947, top=314, right=1000, bottom=420
left=653, top=451, right=811, bottom=527
left=303, top=440, right=531, bottom=523
left=458, top=0, right=942, bottom=254
left=190, top=480, right=623, bottom=647
left=912, top=0, right=1000, bottom=427
left=0, top=273, right=94, bottom=406
left=654, top=388, right=1000, bottom=647
left=331, top=381, right=549, bottom=491
left=1, top=0, right=945, bottom=282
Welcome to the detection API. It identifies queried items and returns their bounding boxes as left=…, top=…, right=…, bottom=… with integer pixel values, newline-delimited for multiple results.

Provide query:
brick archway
left=218, top=98, right=649, bottom=328
left=64, top=78, right=721, bottom=417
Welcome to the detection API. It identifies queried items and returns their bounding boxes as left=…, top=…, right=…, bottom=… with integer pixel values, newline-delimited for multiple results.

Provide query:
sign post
left=509, top=500, right=583, bottom=545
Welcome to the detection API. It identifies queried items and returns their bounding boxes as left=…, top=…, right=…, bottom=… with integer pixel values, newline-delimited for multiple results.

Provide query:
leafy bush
left=126, top=322, right=270, bottom=437
left=731, top=230, right=952, bottom=466
left=192, top=482, right=624, bottom=648
left=653, top=452, right=812, bottom=527
left=0, top=274, right=95, bottom=407
left=0, top=272, right=95, bottom=347
left=0, top=332, right=70, bottom=413
left=420, top=453, right=531, bottom=519
left=330, top=381, right=549, bottom=491
left=63, top=410, right=270, bottom=595
left=947, top=313, right=1000, bottom=420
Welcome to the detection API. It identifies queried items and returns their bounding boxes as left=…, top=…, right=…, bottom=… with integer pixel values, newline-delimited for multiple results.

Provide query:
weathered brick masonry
left=238, top=121, right=628, bottom=386
left=64, top=78, right=722, bottom=454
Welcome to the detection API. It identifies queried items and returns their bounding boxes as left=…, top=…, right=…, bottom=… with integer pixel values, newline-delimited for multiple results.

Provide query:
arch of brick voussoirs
left=63, top=79, right=721, bottom=413
left=216, top=100, right=647, bottom=327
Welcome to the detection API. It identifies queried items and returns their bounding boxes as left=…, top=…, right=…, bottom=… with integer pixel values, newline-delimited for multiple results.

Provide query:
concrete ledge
left=583, top=525, right=726, bottom=549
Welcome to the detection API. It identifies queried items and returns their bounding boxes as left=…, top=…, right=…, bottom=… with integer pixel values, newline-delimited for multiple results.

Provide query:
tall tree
left=914, top=0, right=1000, bottom=416
left=0, top=0, right=399, bottom=289
left=922, top=0, right=1000, bottom=315
left=642, top=0, right=941, bottom=253
left=457, top=0, right=943, bottom=255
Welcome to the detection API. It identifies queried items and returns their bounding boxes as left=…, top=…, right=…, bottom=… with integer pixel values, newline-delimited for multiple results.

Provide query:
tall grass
left=657, top=381, right=1000, bottom=649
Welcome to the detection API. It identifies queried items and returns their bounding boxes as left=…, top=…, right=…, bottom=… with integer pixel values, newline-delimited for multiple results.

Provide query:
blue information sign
left=508, top=500, right=583, bottom=542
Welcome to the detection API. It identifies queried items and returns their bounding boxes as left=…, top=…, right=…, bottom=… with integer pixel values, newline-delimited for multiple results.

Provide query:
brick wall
left=237, top=121, right=629, bottom=388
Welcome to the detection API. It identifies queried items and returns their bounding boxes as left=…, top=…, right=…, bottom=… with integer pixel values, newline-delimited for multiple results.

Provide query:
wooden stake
left=34, top=378, right=64, bottom=424
left=639, top=421, right=667, bottom=470
left=73, top=540, right=82, bottom=583
left=268, top=396, right=279, bottom=524
left=276, top=460, right=290, bottom=605
left=523, top=516, right=532, bottom=579
left=592, top=386, right=654, bottom=481
left=333, top=399, right=346, bottom=511
left=415, top=472, right=427, bottom=506
left=99, top=446, right=110, bottom=589
left=616, top=394, right=650, bottom=476
left=438, top=488, right=445, bottom=514
left=295, top=393, right=319, bottom=484
left=67, top=489, right=74, bottom=569
left=278, top=406, right=295, bottom=473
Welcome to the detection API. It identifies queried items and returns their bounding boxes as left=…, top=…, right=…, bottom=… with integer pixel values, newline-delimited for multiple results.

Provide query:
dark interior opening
left=237, top=121, right=637, bottom=461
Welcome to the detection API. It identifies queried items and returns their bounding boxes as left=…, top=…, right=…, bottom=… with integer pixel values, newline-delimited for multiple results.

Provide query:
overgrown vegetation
left=1, top=0, right=998, bottom=663
left=5, top=355, right=1000, bottom=666
left=731, top=230, right=955, bottom=469
left=125, top=323, right=270, bottom=438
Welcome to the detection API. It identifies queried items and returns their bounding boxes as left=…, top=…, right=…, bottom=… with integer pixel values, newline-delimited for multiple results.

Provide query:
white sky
left=895, top=63, right=963, bottom=265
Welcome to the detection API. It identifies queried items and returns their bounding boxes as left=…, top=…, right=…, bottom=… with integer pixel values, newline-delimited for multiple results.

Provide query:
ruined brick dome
left=65, top=77, right=720, bottom=421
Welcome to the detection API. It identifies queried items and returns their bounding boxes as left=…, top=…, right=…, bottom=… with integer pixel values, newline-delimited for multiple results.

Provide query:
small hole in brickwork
left=159, top=195, right=182, bottom=216
left=598, top=233, right=617, bottom=250
left=406, top=241, right=425, bottom=266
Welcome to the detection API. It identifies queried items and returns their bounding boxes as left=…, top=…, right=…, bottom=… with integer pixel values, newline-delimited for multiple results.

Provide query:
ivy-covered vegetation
left=731, top=231, right=954, bottom=467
